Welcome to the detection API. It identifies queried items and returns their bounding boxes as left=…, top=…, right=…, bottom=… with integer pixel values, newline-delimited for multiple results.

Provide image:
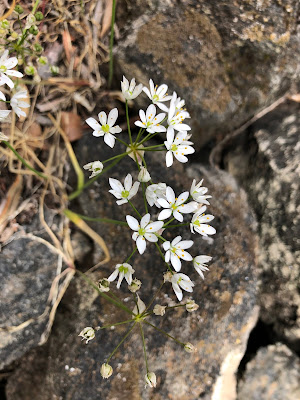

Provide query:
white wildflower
left=145, top=372, right=157, bottom=388
left=109, top=174, right=140, bottom=205
left=172, top=91, right=190, bottom=118
left=107, top=263, right=135, bottom=289
left=157, top=186, right=197, bottom=222
left=126, top=213, right=164, bottom=254
left=143, top=79, right=172, bottom=111
left=10, top=89, right=30, bottom=118
left=132, top=295, right=146, bottom=316
left=184, top=342, right=197, bottom=353
left=83, top=160, right=103, bottom=179
left=193, top=255, right=212, bottom=279
left=86, top=108, right=122, bottom=148
left=153, top=304, right=166, bottom=316
left=78, top=327, right=95, bottom=344
left=164, top=130, right=194, bottom=167
left=138, top=166, right=151, bottom=182
left=0, top=50, right=23, bottom=88
left=171, top=273, right=194, bottom=301
left=134, top=104, right=166, bottom=133
left=167, top=92, right=190, bottom=136
left=190, top=179, right=212, bottom=205
left=97, top=278, right=110, bottom=292
left=121, top=76, right=143, bottom=100
left=145, top=183, right=167, bottom=207
left=186, top=299, right=199, bottom=312
left=128, top=278, right=142, bottom=293
left=100, top=363, right=113, bottom=379
left=190, top=205, right=216, bottom=236
left=163, top=236, right=193, bottom=272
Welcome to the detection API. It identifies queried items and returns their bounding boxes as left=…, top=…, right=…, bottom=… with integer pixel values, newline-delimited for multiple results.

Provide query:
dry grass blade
left=0, top=175, right=22, bottom=238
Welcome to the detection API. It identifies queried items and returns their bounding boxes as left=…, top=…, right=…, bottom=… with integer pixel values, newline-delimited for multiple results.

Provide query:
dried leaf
left=62, top=31, right=80, bottom=69
left=60, top=112, right=83, bottom=142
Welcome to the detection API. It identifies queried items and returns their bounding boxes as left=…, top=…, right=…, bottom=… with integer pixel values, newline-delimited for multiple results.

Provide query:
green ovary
left=0, top=65, right=7, bottom=73
left=153, top=94, right=159, bottom=101
left=121, top=190, right=130, bottom=198
left=119, top=265, right=128, bottom=274
left=138, top=228, right=146, bottom=236
left=171, top=144, right=178, bottom=152
left=102, top=124, right=110, bottom=133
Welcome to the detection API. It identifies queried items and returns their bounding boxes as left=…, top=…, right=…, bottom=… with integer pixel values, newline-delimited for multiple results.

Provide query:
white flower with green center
left=193, top=255, right=212, bottom=279
left=190, top=179, right=212, bottom=205
left=171, top=273, right=194, bottom=301
left=0, top=50, right=23, bottom=89
left=190, top=205, right=216, bottom=236
left=157, top=186, right=197, bottom=222
left=107, top=263, right=135, bottom=289
left=164, top=130, right=194, bottom=167
left=134, top=104, right=166, bottom=134
left=163, top=236, right=193, bottom=272
left=83, top=160, right=103, bottom=179
left=145, top=182, right=167, bottom=207
left=86, top=108, right=122, bottom=148
left=167, top=92, right=190, bottom=136
left=126, top=213, right=164, bottom=254
left=78, top=327, right=95, bottom=344
left=121, top=75, right=143, bottom=100
left=143, top=79, right=172, bottom=112
left=109, top=174, right=140, bottom=205
left=11, top=89, right=30, bottom=118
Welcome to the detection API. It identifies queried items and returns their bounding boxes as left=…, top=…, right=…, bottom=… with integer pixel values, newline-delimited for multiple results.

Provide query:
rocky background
left=1, top=0, right=300, bottom=399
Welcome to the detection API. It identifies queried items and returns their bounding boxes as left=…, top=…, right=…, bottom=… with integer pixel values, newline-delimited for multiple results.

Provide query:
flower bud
left=83, top=160, right=103, bottom=179
left=100, top=363, right=113, bottom=379
left=35, top=11, right=44, bottom=21
left=78, top=327, right=95, bottom=344
left=138, top=166, right=151, bottom=183
left=184, top=342, right=197, bottom=353
left=163, top=271, right=173, bottom=283
left=186, top=299, right=199, bottom=313
left=15, top=5, right=24, bottom=14
left=29, top=25, right=39, bottom=35
left=1, top=20, right=10, bottom=30
left=10, top=31, right=19, bottom=39
left=25, top=14, right=36, bottom=29
left=25, top=65, right=36, bottom=76
left=145, top=372, right=157, bottom=388
left=97, top=278, right=110, bottom=292
left=153, top=304, right=166, bottom=316
left=34, top=43, right=43, bottom=54
left=128, top=278, right=142, bottom=293
left=50, top=65, right=59, bottom=75
left=38, top=56, right=48, bottom=65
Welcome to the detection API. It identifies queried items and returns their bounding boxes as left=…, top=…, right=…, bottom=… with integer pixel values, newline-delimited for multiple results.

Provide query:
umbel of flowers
left=79, top=75, right=216, bottom=388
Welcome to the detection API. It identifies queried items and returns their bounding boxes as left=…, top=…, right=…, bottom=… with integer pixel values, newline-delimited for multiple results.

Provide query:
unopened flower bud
left=97, top=278, right=110, bottom=292
left=38, top=56, right=48, bottom=65
left=1, top=20, right=10, bottom=30
left=25, top=14, right=36, bottom=29
left=100, top=363, right=113, bottom=379
left=138, top=166, right=151, bottom=183
left=128, top=278, right=142, bottom=293
left=50, top=65, right=59, bottom=75
left=29, top=25, right=39, bottom=35
left=10, top=31, right=19, bottom=39
left=35, top=11, right=44, bottom=21
left=15, top=5, right=24, bottom=14
left=34, top=43, right=43, bottom=54
left=145, top=372, right=157, bottom=388
left=25, top=65, right=36, bottom=76
left=153, top=304, right=166, bottom=316
left=186, top=299, right=199, bottom=313
left=184, top=342, right=197, bottom=353
left=163, top=271, right=173, bottom=283
left=78, top=327, right=95, bottom=344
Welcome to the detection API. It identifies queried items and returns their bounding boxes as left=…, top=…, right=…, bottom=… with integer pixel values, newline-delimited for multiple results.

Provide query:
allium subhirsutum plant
left=76, top=76, right=216, bottom=388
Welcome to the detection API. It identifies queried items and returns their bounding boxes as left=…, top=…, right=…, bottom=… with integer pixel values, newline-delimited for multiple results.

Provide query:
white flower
left=97, top=278, right=110, bottom=292
left=143, top=79, right=172, bottom=111
left=157, top=186, right=197, bottom=222
left=109, top=174, right=140, bottom=205
left=83, top=160, right=103, bottom=179
left=0, top=50, right=23, bottom=88
left=78, top=327, right=95, bottom=344
left=186, top=299, right=199, bottom=312
left=172, top=91, right=190, bottom=118
left=128, top=278, right=142, bottom=293
left=134, top=104, right=166, bottom=134
left=146, top=183, right=167, bottom=207
left=25, top=13, right=36, bottom=29
left=190, top=206, right=216, bottom=236
left=153, top=304, right=166, bottom=316
left=164, top=130, right=194, bottom=167
left=132, top=295, right=146, bottom=316
left=145, top=372, right=157, bottom=388
left=163, top=236, right=193, bottom=272
left=184, top=342, right=197, bottom=353
left=138, top=166, right=151, bottom=182
left=0, top=132, right=9, bottom=141
left=190, top=179, right=212, bottom=205
left=193, top=255, right=212, bottom=279
left=171, top=273, right=194, bottom=301
left=121, top=76, right=143, bottom=100
left=126, top=213, right=164, bottom=254
left=100, top=363, right=113, bottom=379
left=107, top=263, right=135, bottom=289
left=86, top=108, right=122, bottom=148
left=11, top=89, right=30, bottom=118
left=0, top=109, right=11, bottom=122
left=167, top=92, right=190, bottom=135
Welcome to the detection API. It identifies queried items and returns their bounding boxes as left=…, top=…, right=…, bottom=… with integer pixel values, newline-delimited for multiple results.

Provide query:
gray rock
left=237, top=343, right=300, bottom=400
left=115, top=0, right=300, bottom=146
left=6, top=135, right=259, bottom=399
left=223, top=101, right=300, bottom=347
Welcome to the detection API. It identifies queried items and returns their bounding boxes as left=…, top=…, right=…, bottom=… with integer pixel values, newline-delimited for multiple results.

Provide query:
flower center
left=121, top=190, right=130, bottom=198
left=171, top=204, right=177, bottom=210
left=194, top=220, right=200, bottom=226
left=171, top=144, right=178, bottom=152
left=102, top=124, right=110, bottom=133
left=153, top=94, right=159, bottom=101
left=138, top=228, right=146, bottom=236
left=0, top=65, right=7, bottom=73
left=118, top=265, right=128, bottom=274
left=177, top=277, right=182, bottom=284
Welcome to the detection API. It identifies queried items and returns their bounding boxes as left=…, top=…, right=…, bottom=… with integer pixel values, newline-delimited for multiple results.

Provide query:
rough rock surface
left=6, top=135, right=258, bottom=400
left=237, top=343, right=300, bottom=400
left=0, top=216, right=58, bottom=370
left=223, top=101, right=300, bottom=347
left=115, top=0, right=300, bottom=146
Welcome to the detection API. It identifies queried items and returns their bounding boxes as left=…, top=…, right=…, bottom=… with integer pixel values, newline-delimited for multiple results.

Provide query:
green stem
left=142, top=183, right=148, bottom=214
left=142, top=144, right=165, bottom=150
left=115, top=136, right=129, bottom=147
left=143, top=281, right=164, bottom=314
left=3, top=141, right=47, bottom=179
left=139, top=323, right=149, bottom=372
left=128, top=199, right=141, bottom=218
left=99, top=319, right=134, bottom=330
left=163, top=217, right=175, bottom=228
left=157, top=235, right=166, bottom=242
left=166, top=223, right=189, bottom=228
left=32, top=0, right=40, bottom=13
left=145, top=321, right=184, bottom=346
left=134, top=128, right=144, bottom=145
left=108, top=0, right=116, bottom=88
left=125, top=246, right=137, bottom=263
left=125, top=100, right=133, bottom=145
left=106, top=322, right=136, bottom=362
left=154, top=242, right=173, bottom=274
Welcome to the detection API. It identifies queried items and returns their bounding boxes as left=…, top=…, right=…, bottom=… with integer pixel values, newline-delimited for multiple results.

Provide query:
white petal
left=157, top=198, right=170, bottom=208
left=124, top=174, right=132, bottom=191
left=158, top=208, right=172, bottom=220
left=98, top=111, right=107, bottom=125
left=172, top=236, right=182, bottom=246
left=129, top=181, right=140, bottom=198
left=172, top=283, right=183, bottom=301
left=177, top=240, right=193, bottom=249
left=144, top=233, right=158, bottom=242
left=166, top=151, right=173, bottom=167
left=110, top=125, right=122, bottom=134
left=174, top=153, right=188, bottom=163
left=175, top=191, right=189, bottom=206
left=166, top=186, right=175, bottom=203
left=166, top=126, right=175, bottom=143
left=146, top=104, right=156, bottom=120
left=145, top=221, right=164, bottom=232
left=173, top=211, right=183, bottom=222
left=116, top=199, right=128, bottom=205
left=171, top=253, right=181, bottom=272
left=163, top=241, right=171, bottom=251
left=104, top=133, right=115, bottom=148
left=136, top=235, right=146, bottom=254
left=180, top=202, right=198, bottom=213
left=165, top=249, right=171, bottom=262
left=140, top=213, right=150, bottom=228
left=109, top=178, right=123, bottom=193
left=126, top=215, right=139, bottom=231
left=108, top=108, right=118, bottom=127
left=107, top=269, right=119, bottom=282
